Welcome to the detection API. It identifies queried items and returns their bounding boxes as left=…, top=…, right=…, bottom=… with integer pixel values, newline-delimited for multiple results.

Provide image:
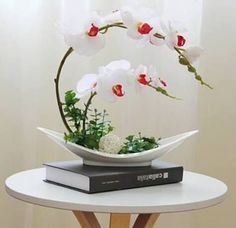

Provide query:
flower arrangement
left=54, top=5, right=211, bottom=155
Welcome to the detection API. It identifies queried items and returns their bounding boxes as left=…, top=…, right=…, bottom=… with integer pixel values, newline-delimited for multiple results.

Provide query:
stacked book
left=44, top=160, right=183, bottom=194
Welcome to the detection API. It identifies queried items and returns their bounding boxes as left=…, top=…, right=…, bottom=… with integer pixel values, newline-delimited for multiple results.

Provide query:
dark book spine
left=89, top=167, right=183, bottom=193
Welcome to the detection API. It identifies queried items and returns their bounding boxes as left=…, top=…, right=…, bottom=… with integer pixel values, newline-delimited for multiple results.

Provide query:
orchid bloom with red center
left=121, top=6, right=156, bottom=47
left=132, top=65, right=152, bottom=93
left=76, top=60, right=132, bottom=102
left=159, top=20, right=187, bottom=50
left=63, top=12, right=105, bottom=56
left=133, top=65, right=168, bottom=94
left=144, top=65, right=168, bottom=89
left=97, top=60, right=132, bottom=102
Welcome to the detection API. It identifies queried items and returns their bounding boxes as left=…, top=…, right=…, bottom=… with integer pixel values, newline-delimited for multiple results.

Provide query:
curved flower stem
left=174, top=47, right=213, bottom=89
left=55, top=22, right=211, bottom=134
left=153, top=32, right=165, bottom=40
left=152, top=34, right=212, bottom=89
left=148, top=84, right=180, bottom=100
left=82, top=92, right=97, bottom=135
left=100, top=23, right=212, bottom=89
left=54, top=47, right=74, bottom=132
left=99, top=22, right=127, bottom=34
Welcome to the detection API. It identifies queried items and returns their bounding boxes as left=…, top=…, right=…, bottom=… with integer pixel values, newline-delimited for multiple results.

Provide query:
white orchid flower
left=133, top=65, right=167, bottom=92
left=63, top=12, right=105, bottom=56
left=138, top=17, right=168, bottom=47
left=76, top=74, right=98, bottom=98
left=149, top=66, right=167, bottom=88
left=149, top=66, right=167, bottom=89
left=103, top=10, right=122, bottom=24
left=103, top=59, right=131, bottom=72
left=182, top=46, right=204, bottom=64
left=121, top=6, right=155, bottom=46
left=149, top=23, right=166, bottom=47
left=132, top=64, right=164, bottom=93
left=97, top=60, right=132, bottom=102
left=133, top=65, right=150, bottom=92
left=161, top=20, right=187, bottom=50
left=76, top=60, right=132, bottom=101
left=148, top=65, right=162, bottom=87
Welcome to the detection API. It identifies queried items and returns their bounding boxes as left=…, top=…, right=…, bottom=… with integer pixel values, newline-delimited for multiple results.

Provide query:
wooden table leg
left=73, top=210, right=101, bottom=228
left=109, top=213, right=131, bottom=228
left=133, top=213, right=160, bottom=228
left=72, top=211, right=159, bottom=228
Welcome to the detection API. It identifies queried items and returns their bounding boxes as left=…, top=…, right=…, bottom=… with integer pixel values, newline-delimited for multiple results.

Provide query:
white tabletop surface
left=5, top=168, right=227, bottom=214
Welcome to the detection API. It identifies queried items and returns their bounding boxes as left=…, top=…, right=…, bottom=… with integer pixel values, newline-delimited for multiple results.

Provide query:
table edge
left=5, top=168, right=228, bottom=213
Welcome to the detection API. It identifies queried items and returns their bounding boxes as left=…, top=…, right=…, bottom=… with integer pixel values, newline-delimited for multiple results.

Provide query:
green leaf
left=89, top=120, right=96, bottom=125
left=143, top=137, right=156, bottom=144
left=126, top=135, right=134, bottom=142
left=84, top=134, right=99, bottom=149
left=119, top=134, right=160, bottom=154
left=64, top=90, right=79, bottom=106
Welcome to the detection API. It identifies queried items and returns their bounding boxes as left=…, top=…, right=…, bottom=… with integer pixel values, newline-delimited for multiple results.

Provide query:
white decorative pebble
left=99, top=134, right=122, bottom=154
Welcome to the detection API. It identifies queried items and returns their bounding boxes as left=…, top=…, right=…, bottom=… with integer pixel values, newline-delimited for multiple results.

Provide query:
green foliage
left=63, top=90, right=160, bottom=153
left=63, top=91, right=113, bottom=150
left=64, top=90, right=79, bottom=106
left=86, top=109, right=113, bottom=139
left=63, top=91, right=83, bottom=129
left=64, top=131, right=83, bottom=144
left=119, top=133, right=160, bottom=154
left=80, top=109, right=114, bottom=149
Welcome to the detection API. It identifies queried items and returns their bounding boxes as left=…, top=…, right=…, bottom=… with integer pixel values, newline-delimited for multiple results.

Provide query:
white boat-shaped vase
left=38, top=127, right=198, bottom=167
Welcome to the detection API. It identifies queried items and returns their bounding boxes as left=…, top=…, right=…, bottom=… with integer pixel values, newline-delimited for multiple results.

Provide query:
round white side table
left=5, top=168, right=227, bottom=228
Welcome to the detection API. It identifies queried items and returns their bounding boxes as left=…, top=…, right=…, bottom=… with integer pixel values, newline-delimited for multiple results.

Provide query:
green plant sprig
left=64, top=90, right=82, bottom=130
left=119, top=133, right=161, bottom=154
left=63, top=90, right=113, bottom=150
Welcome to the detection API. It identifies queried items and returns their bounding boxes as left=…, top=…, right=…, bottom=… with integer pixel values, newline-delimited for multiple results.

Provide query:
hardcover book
left=44, top=160, right=183, bottom=193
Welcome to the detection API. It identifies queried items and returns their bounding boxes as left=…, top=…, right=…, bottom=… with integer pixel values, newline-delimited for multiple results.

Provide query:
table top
left=5, top=168, right=227, bottom=214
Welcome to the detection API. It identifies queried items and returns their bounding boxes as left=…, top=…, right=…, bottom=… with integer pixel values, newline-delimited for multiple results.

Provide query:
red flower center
left=138, top=23, right=153, bottom=35
left=87, top=23, right=99, bottom=37
left=138, top=74, right=150, bottom=85
left=112, top=84, right=124, bottom=97
left=177, top=35, right=186, bottom=47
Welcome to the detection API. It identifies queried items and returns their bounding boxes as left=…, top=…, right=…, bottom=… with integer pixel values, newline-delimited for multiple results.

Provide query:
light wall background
left=0, top=0, right=234, bottom=227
